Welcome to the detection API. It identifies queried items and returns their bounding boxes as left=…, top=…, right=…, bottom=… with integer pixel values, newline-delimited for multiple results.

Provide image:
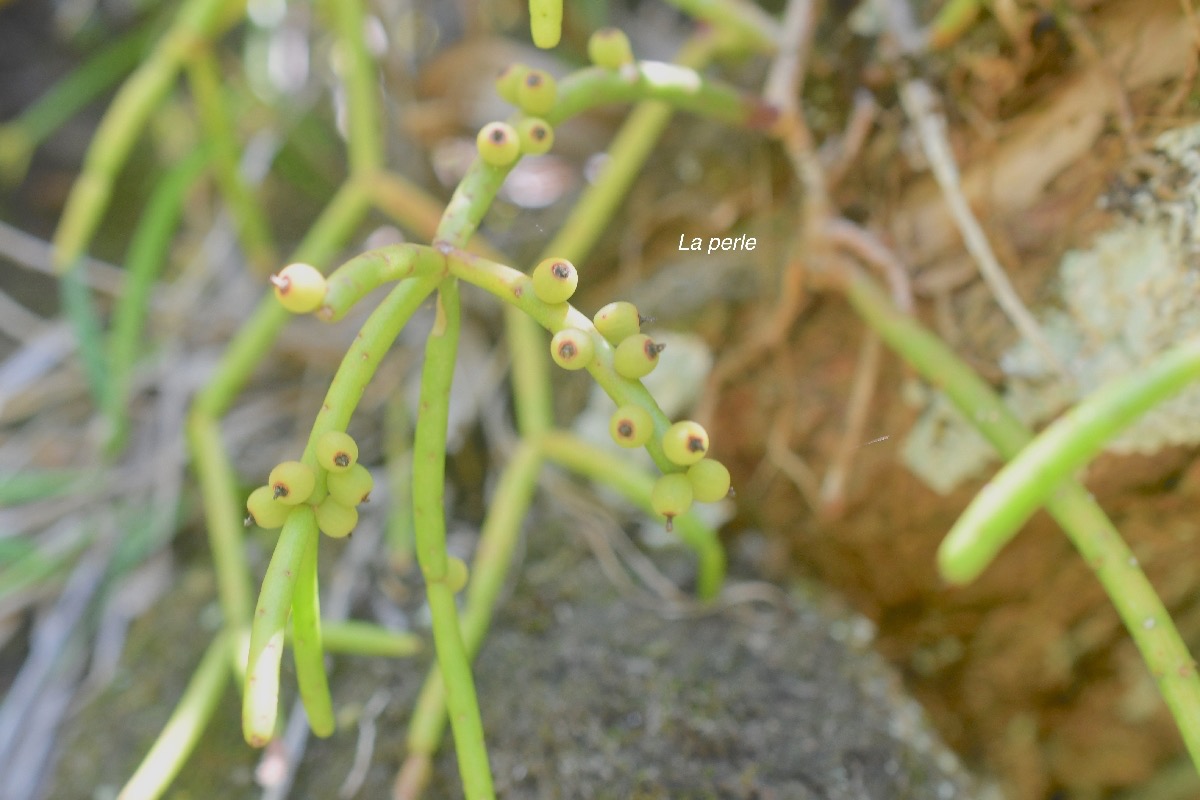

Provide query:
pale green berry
left=316, top=497, right=358, bottom=538
left=593, top=301, right=641, bottom=344
left=316, top=430, right=358, bottom=473
left=269, top=460, right=316, bottom=506
left=271, top=263, right=327, bottom=314
left=651, top=473, right=693, bottom=531
left=327, top=463, right=374, bottom=506
left=531, top=257, right=577, bottom=304
left=517, top=117, right=555, bottom=155
left=516, top=69, right=557, bottom=116
left=445, top=556, right=469, bottom=593
left=687, top=459, right=731, bottom=503
left=609, top=404, right=654, bottom=448
left=495, top=63, right=530, bottom=104
left=550, top=328, right=595, bottom=370
left=246, top=485, right=291, bottom=529
left=613, top=334, right=663, bottom=380
left=588, top=28, right=634, bottom=69
left=662, top=420, right=709, bottom=466
left=476, top=122, right=520, bottom=167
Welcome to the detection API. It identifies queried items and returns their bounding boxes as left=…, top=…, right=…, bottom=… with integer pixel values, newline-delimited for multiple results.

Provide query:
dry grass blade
left=0, top=529, right=116, bottom=799
left=0, top=219, right=125, bottom=295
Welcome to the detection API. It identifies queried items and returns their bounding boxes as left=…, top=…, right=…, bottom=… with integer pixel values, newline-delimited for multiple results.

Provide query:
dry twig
left=763, top=0, right=828, bottom=223
left=819, top=330, right=883, bottom=518
left=886, top=0, right=1065, bottom=375
left=823, top=217, right=912, bottom=313
left=821, top=89, right=879, bottom=190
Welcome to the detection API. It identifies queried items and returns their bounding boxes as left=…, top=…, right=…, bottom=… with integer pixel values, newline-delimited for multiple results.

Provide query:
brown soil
left=685, top=1, right=1200, bottom=798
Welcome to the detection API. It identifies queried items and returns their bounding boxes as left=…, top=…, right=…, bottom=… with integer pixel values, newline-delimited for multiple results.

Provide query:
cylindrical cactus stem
left=320, top=244, right=443, bottom=321
left=529, top=0, right=563, bottom=48
left=242, top=506, right=317, bottom=747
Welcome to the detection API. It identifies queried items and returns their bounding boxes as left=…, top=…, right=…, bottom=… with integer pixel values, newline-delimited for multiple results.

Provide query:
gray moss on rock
left=51, top=530, right=991, bottom=799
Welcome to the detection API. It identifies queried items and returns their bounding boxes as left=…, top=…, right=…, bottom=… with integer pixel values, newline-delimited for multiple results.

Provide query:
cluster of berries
left=527, top=256, right=655, bottom=377
left=617, top=413, right=731, bottom=530
left=475, top=28, right=636, bottom=169
left=475, top=66, right=556, bottom=168
left=245, top=431, right=373, bottom=539
left=267, top=27, right=723, bottom=534
left=530, top=255, right=731, bottom=528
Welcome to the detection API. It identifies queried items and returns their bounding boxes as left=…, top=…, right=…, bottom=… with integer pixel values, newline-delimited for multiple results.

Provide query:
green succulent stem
left=405, top=439, right=544, bottom=764
left=119, top=630, right=233, bottom=800
left=186, top=49, right=277, bottom=272
left=313, top=621, right=422, bottom=657
left=399, top=130, right=525, bottom=800
left=546, top=61, right=778, bottom=130
left=529, top=0, right=563, bottom=48
left=411, top=278, right=497, bottom=799
left=290, top=528, right=334, bottom=737
left=840, top=266, right=1200, bottom=775
left=185, top=413, right=253, bottom=635
left=327, top=0, right=383, bottom=176
left=435, top=160, right=513, bottom=245
left=426, top=579, right=493, bottom=798
left=366, top=170, right=452, bottom=242
left=660, top=0, right=780, bottom=51
left=320, top=244, right=445, bottom=321
left=411, top=284, right=456, bottom=582
left=243, top=505, right=317, bottom=747
left=300, top=273, right=442, bottom=507
left=942, top=337, right=1200, bottom=583
left=51, top=0, right=245, bottom=271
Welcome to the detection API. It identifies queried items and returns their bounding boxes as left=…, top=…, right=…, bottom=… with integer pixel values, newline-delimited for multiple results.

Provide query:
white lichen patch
left=903, top=123, right=1200, bottom=494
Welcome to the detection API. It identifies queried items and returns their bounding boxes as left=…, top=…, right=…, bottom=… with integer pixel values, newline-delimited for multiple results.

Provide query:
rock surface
left=51, top=530, right=989, bottom=800
left=415, top=539, right=988, bottom=800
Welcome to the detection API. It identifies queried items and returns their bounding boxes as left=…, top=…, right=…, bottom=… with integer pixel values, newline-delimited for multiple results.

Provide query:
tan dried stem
left=763, top=0, right=828, bottom=225
left=885, top=0, right=1065, bottom=375
left=822, top=89, right=878, bottom=190
left=819, top=329, right=882, bottom=518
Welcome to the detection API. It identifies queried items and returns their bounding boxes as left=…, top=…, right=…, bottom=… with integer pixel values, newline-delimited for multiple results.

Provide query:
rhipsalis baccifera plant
left=52, top=2, right=782, bottom=797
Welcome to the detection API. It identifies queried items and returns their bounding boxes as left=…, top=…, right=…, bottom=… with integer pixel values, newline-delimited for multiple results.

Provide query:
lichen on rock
left=904, top=123, right=1200, bottom=494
